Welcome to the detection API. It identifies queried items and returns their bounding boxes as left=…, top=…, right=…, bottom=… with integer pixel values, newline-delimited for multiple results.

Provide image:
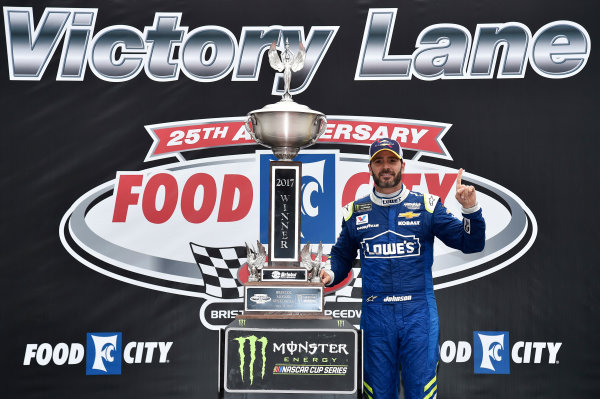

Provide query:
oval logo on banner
left=60, top=149, right=536, bottom=298
left=61, top=113, right=537, bottom=330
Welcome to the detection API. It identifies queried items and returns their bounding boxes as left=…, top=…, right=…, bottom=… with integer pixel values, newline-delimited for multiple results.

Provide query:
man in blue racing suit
left=320, top=138, right=485, bottom=399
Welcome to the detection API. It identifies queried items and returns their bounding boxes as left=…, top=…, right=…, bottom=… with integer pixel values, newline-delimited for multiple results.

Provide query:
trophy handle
left=314, top=115, right=327, bottom=141
left=245, top=114, right=261, bottom=144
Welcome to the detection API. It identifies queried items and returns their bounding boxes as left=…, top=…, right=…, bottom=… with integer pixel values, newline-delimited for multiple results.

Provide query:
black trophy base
left=219, top=318, right=362, bottom=398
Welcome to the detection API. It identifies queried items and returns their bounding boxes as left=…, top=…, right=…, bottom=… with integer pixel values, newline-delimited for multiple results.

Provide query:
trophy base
left=221, top=318, right=360, bottom=395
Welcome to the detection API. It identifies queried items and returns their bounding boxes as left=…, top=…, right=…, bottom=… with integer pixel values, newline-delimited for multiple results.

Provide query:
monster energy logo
left=234, top=335, right=268, bottom=385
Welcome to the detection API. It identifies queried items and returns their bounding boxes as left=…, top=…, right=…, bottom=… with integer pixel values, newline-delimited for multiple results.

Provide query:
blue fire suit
left=328, top=186, right=485, bottom=399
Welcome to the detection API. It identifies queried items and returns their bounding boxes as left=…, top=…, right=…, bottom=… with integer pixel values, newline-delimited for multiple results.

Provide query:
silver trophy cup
left=244, top=39, right=327, bottom=160
left=245, top=101, right=327, bottom=160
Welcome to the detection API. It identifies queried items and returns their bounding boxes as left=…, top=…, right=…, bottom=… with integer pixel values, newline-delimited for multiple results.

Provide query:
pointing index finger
left=456, top=168, right=464, bottom=187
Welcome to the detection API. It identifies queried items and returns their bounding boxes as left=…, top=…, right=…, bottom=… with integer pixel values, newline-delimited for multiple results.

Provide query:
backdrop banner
left=2, top=1, right=598, bottom=398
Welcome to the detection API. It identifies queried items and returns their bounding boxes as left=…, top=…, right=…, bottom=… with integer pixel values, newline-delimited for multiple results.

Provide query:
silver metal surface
left=300, top=242, right=325, bottom=283
left=245, top=101, right=327, bottom=160
left=246, top=241, right=267, bottom=282
left=244, top=37, right=326, bottom=160
left=268, top=38, right=305, bottom=101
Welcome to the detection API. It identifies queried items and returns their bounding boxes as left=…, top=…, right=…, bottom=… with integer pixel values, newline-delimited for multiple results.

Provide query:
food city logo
left=3, top=7, right=590, bottom=85
left=23, top=332, right=173, bottom=375
left=59, top=114, right=537, bottom=331
left=440, top=331, right=562, bottom=374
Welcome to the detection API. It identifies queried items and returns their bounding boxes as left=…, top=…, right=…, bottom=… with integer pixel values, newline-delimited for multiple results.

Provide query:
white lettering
left=547, top=342, right=562, bottom=364
left=23, top=344, right=38, bottom=366
left=123, top=341, right=136, bottom=363
left=456, top=341, right=471, bottom=362
left=411, top=128, right=428, bottom=143
left=512, top=341, right=562, bottom=364
left=69, top=344, right=84, bottom=364
left=440, top=341, right=456, bottom=363
left=52, top=343, right=69, bottom=365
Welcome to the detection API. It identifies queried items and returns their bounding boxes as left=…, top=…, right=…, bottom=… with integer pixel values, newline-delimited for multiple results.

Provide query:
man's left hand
left=455, top=168, right=477, bottom=209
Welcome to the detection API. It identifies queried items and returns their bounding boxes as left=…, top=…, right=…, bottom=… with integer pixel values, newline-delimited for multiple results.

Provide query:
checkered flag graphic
left=189, top=243, right=246, bottom=299
left=330, top=266, right=363, bottom=300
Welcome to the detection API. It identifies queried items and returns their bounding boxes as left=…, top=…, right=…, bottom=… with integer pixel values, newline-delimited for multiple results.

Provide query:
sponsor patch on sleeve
left=354, top=202, right=372, bottom=213
left=356, top=214, right=369, bottom=225
left=464, top=218, right=471, bottom=234
left=342, top=202, right=354, bottom=221
left=423, top=193, right=440, bottom=213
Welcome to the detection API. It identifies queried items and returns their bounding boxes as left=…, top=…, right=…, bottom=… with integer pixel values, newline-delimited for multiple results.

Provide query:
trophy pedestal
left=219, top=318, right=361, bottom=397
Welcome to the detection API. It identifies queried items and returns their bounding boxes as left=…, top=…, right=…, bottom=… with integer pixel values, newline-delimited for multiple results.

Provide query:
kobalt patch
left=398, top=221, right=420, bottom=226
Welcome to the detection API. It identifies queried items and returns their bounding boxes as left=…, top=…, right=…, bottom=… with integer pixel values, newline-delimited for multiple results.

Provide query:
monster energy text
left=273, top=341, right=349, bottom=355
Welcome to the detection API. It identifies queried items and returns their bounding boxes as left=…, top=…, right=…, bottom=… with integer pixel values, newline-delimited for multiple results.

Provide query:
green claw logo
left=234, top=335, right=268, bottom=385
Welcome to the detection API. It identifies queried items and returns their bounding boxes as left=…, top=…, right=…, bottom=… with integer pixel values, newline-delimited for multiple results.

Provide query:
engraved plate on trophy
left=269, top=161, right=301, bottom=265
left=244, top=286, right=323, bottom=313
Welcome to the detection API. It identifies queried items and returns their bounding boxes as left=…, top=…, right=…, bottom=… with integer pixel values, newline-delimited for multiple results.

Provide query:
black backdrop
left=1, top=0, right=599, bottom=397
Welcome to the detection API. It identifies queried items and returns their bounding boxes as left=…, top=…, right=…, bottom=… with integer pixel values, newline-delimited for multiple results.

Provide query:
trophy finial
left=267, top=38, right=306, bottom=101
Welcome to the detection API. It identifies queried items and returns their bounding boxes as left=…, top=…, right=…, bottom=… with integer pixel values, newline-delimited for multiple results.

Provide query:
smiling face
left=368, top=150, right=405, bottom=194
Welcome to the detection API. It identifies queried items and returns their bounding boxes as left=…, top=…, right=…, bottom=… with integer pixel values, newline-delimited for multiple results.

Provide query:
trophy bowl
left=245, top=100, right=327, bottom=160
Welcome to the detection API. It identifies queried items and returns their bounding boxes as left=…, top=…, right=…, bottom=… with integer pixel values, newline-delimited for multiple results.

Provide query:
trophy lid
left=249, top=99, right=324, bottom=116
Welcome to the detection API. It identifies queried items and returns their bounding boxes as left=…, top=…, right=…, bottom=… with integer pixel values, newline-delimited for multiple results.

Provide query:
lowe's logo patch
left=474, top=331, right=510, bottom=374
left=361, top=230, right=421, bottom=258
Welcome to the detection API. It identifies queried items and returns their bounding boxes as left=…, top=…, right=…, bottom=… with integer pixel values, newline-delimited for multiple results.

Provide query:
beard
left=371, top=168, right=402, bottom=189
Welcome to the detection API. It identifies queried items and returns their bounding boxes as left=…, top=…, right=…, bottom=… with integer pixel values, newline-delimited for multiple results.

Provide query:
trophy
left=220, top=40, right=359, bottom=398
left=240, top=38, right=328, bottom=318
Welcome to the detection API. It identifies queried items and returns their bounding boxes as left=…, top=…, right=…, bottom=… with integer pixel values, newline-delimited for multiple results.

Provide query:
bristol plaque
left=245, top=285, right=323, bottom=313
